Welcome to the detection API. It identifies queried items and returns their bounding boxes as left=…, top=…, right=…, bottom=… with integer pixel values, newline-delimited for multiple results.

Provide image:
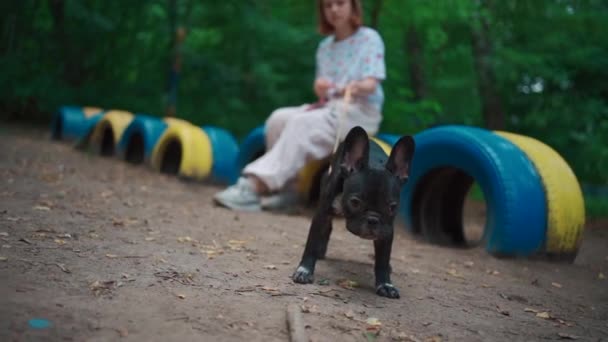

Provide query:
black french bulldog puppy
left=292, top=126, right=415, bottom=298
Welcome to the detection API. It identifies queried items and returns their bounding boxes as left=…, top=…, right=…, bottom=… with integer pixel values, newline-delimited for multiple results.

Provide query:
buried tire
left=495, top=131, right=585, bottom=260
left=235, top=125, right=266, bottom=175
left=401, top=125, right=547, bottom=257
left=150, top=121, right=212, bottom=180
left=88, top=110, right=135, bottom=156
left=117, top=115, right=168, bottom=164
left=51, top=106, right=105, bottom=142
left=202, top=126, right=240, bottom=185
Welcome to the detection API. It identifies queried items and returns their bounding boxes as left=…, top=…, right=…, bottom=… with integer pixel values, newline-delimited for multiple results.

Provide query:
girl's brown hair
left=317, top=0, right=363, bottom=35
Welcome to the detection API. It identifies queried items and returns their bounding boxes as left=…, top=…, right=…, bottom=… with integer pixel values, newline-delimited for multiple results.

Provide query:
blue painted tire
left=401, top=125, right=547, bottom=257
left=202, top=125, right=240, bottom=185
left=375, top=133, right=401, bottom=148
left=117, top=115, right=168, bottom=164
left=51, top=106, right=105, bottom=142
left=235, top=125, right=266, bottom=175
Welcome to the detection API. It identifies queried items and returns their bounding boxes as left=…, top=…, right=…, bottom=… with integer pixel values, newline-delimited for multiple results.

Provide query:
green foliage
left=1, top=0, right=607, bottom=194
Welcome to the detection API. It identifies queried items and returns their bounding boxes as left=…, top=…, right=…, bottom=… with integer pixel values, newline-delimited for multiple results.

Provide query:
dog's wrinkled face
left=337, top=129, right=415, bottom=241
left=341, top=169, right=400, bottom=240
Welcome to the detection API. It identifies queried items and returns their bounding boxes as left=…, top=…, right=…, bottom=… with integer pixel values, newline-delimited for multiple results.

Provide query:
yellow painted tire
left=89, top=110, right=134, bottom=156
left=296, top=136, right=393, bottom=200
left=151, top=121, right=213, bottom=180
left=495, top=131, right=585, bottom=258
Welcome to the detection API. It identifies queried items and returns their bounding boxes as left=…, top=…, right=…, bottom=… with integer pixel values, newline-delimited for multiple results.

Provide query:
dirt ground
left=0, top=124, right=607, bottom=342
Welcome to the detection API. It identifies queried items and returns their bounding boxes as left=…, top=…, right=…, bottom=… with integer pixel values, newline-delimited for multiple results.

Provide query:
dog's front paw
left=376, top=283, right=400, bottom=299
left=292, top=266, right=314, bottom=284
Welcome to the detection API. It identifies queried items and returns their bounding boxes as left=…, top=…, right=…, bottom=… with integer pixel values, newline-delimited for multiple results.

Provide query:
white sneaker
left=261, top=190, right=300, bottom=211
left=213, top=177, right=261, bottom=211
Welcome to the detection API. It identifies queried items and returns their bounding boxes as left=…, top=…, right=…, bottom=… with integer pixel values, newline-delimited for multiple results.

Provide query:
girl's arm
left=347, top=77, right=379, bottom=97
left=314, top=77, right=334, bottom=100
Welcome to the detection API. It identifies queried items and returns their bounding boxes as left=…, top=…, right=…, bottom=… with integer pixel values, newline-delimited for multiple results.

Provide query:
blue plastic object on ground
left=117, top=114, right=168, bottom=164
left=51, top=106, right=104, bottom=142
left=28, top=318, right=52, bottom=329
left=202, top=125, right=240, bottom=185
left=234, top=125, right=266, bottom=176
left=400, top=125, right=547, bottom=257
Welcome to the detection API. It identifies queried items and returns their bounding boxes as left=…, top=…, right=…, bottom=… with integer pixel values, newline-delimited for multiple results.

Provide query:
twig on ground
left=286, top=303, right=307, bottom=342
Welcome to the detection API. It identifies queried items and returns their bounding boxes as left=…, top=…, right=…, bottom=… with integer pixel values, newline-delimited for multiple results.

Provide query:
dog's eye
left=348, top=197, right=362, bottom=210
left=388, top=202, right=398, bottom=214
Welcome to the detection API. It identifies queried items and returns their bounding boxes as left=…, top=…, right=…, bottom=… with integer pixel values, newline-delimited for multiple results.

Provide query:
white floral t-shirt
left=315, top=26, right=386, bottom=112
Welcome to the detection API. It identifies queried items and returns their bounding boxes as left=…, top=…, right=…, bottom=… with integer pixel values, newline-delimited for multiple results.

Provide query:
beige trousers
left=243, top=99, right=382, bottom=191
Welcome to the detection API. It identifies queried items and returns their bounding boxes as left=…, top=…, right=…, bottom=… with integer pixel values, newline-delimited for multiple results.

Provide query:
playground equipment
left=495, top=131, right=585, bottom=260
left=88, top=110, right=135, bottom=156
left=117, top=114, right=169, bottom=164
left=236, top=124, right=585, bottom=260
left=51, top=105, right=585, bottom=260
left=51, top=106, right=105, bottom=142
left=150, top=120, right=239, bottom=184
left=399, top=125, right=584, bottom=259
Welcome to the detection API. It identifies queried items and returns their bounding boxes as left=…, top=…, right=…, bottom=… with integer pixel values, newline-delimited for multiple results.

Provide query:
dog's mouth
left=358, top=233, right=378, bottom=240
left=346, top=223, right=382, bottom=240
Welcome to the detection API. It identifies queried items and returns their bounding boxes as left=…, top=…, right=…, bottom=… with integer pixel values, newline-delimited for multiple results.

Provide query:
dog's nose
left=367, top=216, right=380, bottom=226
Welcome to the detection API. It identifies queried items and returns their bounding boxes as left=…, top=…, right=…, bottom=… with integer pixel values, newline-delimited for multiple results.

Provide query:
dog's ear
left=386, top=135, right=415, bottom=182
left=340, top=126, right=369, bottom=174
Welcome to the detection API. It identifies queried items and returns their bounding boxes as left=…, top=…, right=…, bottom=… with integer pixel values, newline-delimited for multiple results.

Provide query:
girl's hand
left=314, top=78, right=334, bottom=100
left=346, top=78, right=379, bottom=97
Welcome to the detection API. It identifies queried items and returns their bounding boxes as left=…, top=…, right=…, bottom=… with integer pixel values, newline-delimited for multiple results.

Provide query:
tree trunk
left=370, top=0, right=383, bottom=29
left=471, top=0, right=505, bottom=130
left=165, top=0, right=179, bottom=117
left=48, top=0, right=86, bottom=86
left=405, top=25, right=427, bottom=101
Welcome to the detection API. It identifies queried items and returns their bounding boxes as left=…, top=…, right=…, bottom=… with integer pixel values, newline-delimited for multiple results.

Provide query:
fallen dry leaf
left=101, top=191, right=114, bottom=198
left=344, top=310, right=355, bottom=319
left=391, top=331, right=421, bottom=342
left=447, top=269, right=464, bottom=278
left=551, top=282, right=563, bottom=288
left=227, top=240, right=247, bottom=251
left=264, top=265, right=277, bottom=270
left=89, top=280, right=118, bottom=296
left=177, top=236, right=195, bottom=243
left=105, top=254, right=118, bottom=259
left=260, top=286, right=280, bottom=294
left=424, top=336, right=442, bottom=342
left=557, top=332, right=579, bottom=340
left=116, top=327, right=128, bottom=337
left=55, top=263, right=70, bottom=273
left=300, top=304, right=317, bottom=313
left=524, top=308, right=540, bottom=313
left=337, top=279, right=358, bottom=290
left=33, top=205, right=51, bottom=211
left=366, top=317, right=382, bottom=327
left=54, top=239, right=67, bottom=245
left=536, top=311, right=551, bottom=319
left=176, top=294, right=186, bottom=299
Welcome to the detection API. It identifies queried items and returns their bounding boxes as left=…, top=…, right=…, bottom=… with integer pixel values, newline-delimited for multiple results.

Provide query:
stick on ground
left=286, top=303, right=307, bottom=342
